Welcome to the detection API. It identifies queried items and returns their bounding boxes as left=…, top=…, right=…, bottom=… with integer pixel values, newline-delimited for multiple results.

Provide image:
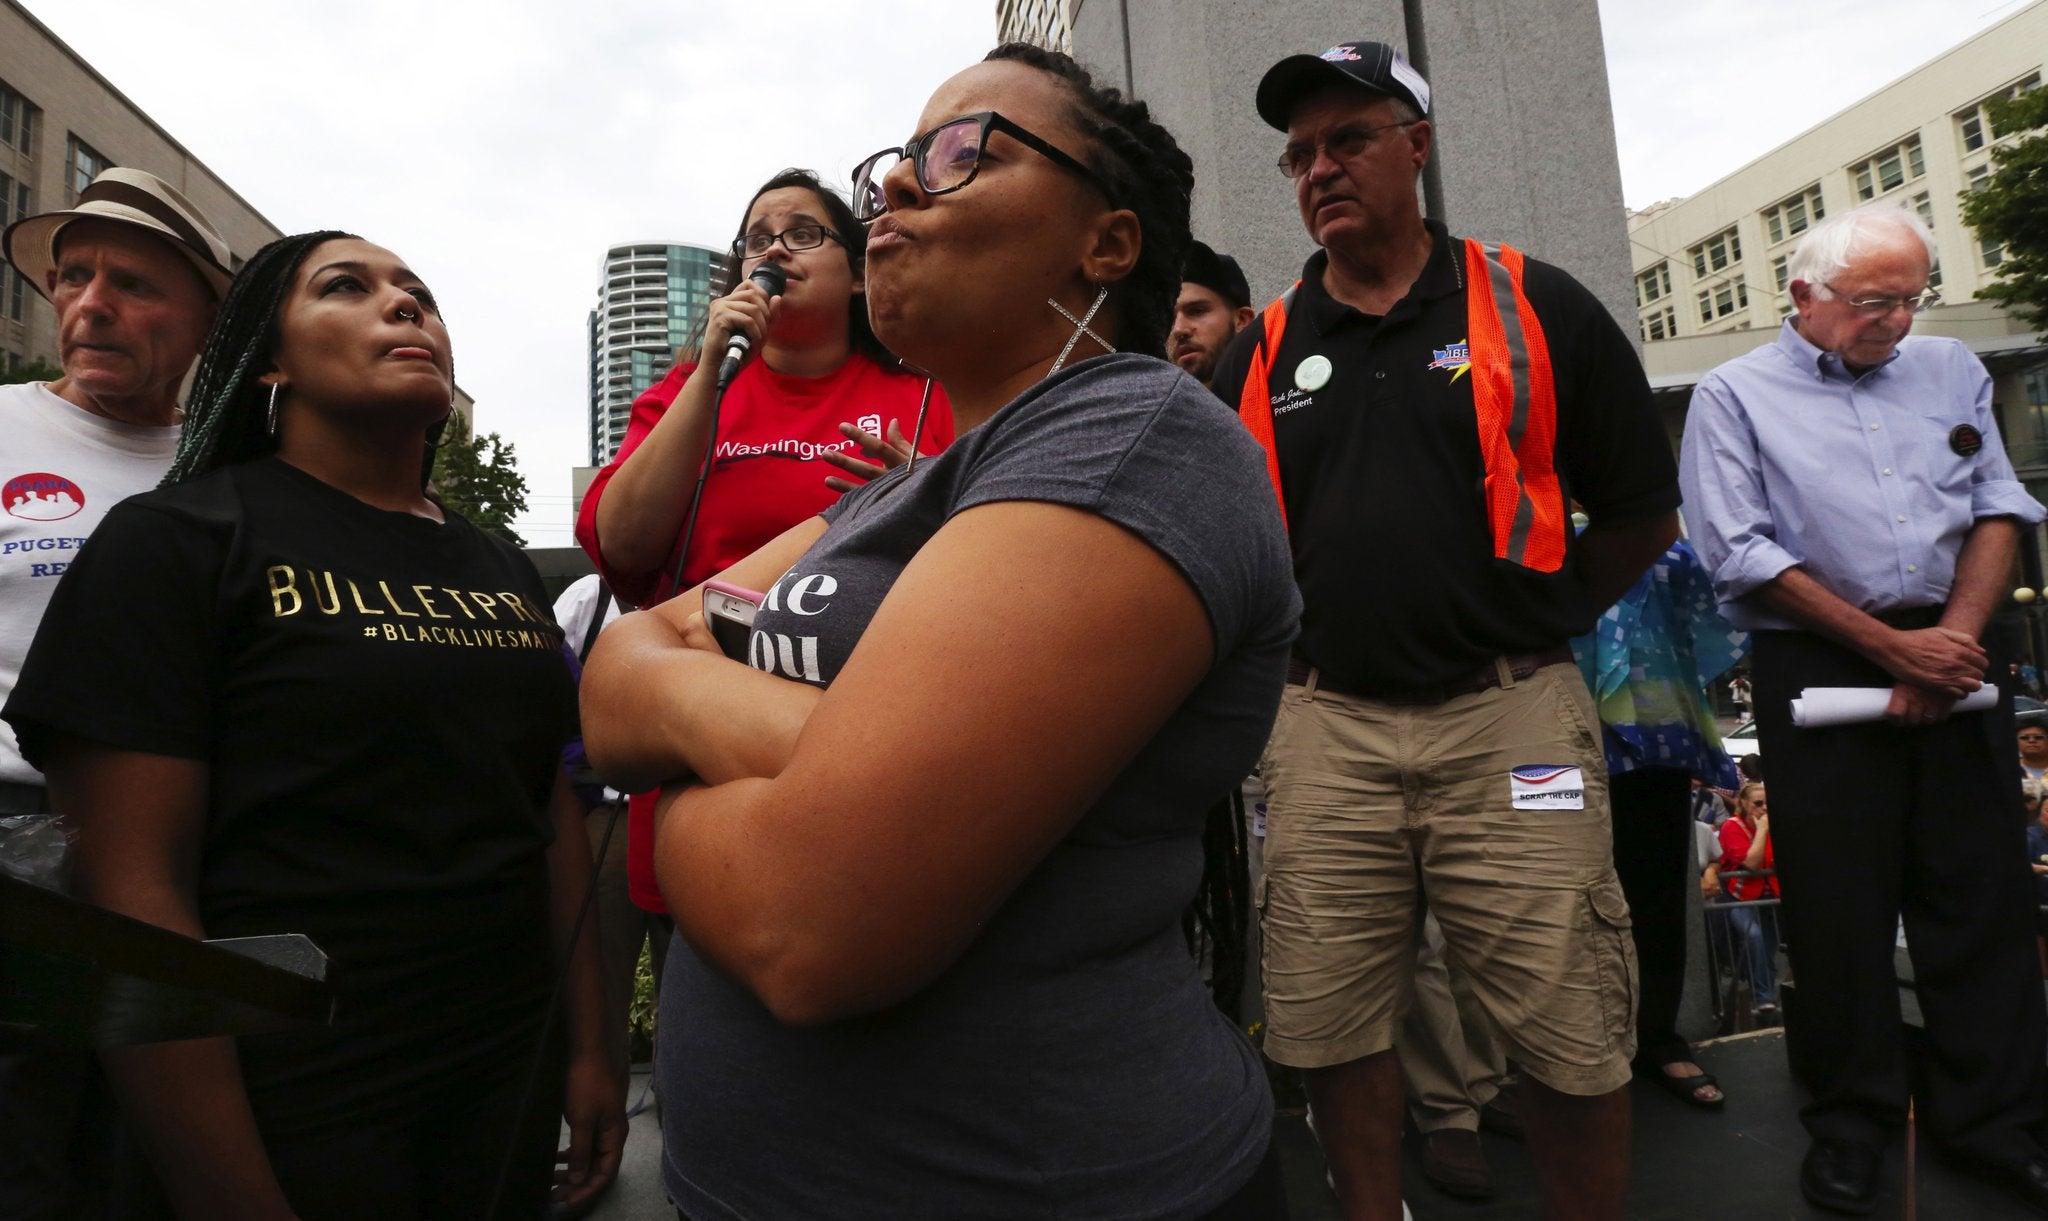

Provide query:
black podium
left=0, top=875, right=332, bottom=1046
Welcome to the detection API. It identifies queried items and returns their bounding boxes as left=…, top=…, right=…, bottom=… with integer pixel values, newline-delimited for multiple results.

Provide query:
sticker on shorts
left=1510, top=764, right=1586, bottom=810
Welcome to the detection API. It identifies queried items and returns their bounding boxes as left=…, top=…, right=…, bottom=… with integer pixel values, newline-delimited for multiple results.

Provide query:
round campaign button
left=1295, top=354, right=1332, bottom=392
left=1950, top=424, right=1983, bottom=456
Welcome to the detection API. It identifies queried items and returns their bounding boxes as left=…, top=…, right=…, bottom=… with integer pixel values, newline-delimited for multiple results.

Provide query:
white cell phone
left=703, top=580, right=762, bottom=662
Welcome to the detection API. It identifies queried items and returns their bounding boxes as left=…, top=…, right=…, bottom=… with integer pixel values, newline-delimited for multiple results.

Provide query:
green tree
left=431, top=410, right=530, bottom=546
left=0, top=358, right=64, bottom=385
left=1959, top=85, right=2048, bottom=330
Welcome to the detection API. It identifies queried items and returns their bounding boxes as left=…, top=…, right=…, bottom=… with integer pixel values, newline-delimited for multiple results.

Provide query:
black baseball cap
left=1181, top=241, right=1250, bottom=311
left=1255, top=40, right=1432, bottom=131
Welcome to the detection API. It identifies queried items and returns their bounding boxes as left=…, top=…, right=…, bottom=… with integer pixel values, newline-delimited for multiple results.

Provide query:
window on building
left=1851, top=135, right=1924, bottom=201
left=1635, top=262, right=1670, bottom=307
left=7, top=267, right=24, bottom=323
left=64, top=135, right=110, bottom=202
left=1961, top=111, right=1985, bottom=152
left=1983, top=235, right=2005, bottom=269
left=1640, top=305, right=1677, bottom=342
left=1957, top=73, right=2043, bottom=152
left=1900, top=193, right=1943, bottom=290
left=1762, top=185, right=1824, bottom=245
left=1689, top=228, right=1741, bottom=278
left=1771, top=255, right=1789, bottom=292
left=0, top=170, right=27, bottom=229
left=1696, top=277, right=1748, bottom=324
left=0, top=79, right=32, bottom=156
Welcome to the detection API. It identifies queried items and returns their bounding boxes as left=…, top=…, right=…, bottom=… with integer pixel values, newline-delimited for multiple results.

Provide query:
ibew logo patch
left=1509, top=764, right=1585, bottom=810
left=1427, top=339, right=1471, bottom=383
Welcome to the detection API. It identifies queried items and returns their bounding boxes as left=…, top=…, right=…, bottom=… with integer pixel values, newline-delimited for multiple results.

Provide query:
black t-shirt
left=4, top=457, right=576, bottom=1128
left=1210, top=222, right=1679, bottom=693
left=659, top=354, right=1299, bottom=1219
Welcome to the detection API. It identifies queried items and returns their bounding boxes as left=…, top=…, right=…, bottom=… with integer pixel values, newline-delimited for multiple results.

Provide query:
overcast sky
left=21, top=0, right=2033, bottom=544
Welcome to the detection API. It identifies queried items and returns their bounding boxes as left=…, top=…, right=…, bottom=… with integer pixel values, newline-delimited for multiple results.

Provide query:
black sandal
left=1643, top=1062, right=1726, bottom=1109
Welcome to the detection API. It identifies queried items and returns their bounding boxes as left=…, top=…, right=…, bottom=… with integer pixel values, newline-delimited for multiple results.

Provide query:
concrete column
left=1070, top=0, right=1637, bottom=335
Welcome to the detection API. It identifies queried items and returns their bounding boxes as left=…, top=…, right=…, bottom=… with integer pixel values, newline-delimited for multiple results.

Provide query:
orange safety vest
left=1235, top=239, right=1567, bottom=573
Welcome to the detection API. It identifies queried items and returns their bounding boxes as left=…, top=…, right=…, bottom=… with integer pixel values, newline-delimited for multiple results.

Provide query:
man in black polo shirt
left=1210, top=41, right=1680, bottom=1220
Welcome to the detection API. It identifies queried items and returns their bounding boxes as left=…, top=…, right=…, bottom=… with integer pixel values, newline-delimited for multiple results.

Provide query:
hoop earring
left=266, top=383, right=281, bottom=438
left=1048, top=285, right=1114, bottom=375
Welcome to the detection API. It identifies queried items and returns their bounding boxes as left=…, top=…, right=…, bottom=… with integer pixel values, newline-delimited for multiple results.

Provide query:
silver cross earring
left=1048, top=285, right=1114, bottom=375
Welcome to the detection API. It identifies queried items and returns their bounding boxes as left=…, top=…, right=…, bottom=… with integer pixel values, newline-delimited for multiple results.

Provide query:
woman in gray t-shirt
left=583, top=44, right=1298, bottom=1219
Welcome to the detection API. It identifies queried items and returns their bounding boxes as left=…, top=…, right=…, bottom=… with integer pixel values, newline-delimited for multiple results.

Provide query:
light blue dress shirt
left=1679, top=320, right=2044, bottom=631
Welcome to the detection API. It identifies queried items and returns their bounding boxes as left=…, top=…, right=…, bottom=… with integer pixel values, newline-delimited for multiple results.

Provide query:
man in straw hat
left=0, top=165, right=232, bottom=1218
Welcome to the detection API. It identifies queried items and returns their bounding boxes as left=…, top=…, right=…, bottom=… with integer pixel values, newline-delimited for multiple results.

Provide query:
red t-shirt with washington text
left=576, top=353, right=953, bottom=607
left=574, top=352, right=953, bottom=912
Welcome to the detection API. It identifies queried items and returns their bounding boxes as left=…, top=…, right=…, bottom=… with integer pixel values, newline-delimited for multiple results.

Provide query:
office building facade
left=0, top=0, right=278, bottom=375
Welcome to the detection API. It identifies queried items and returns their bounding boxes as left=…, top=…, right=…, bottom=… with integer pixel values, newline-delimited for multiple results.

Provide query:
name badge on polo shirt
left=1509, top=764, right=1586, bottom=810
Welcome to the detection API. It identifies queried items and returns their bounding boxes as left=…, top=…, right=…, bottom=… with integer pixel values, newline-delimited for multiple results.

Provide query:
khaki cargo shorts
left=1257, top=661, right=1637, bottom=1096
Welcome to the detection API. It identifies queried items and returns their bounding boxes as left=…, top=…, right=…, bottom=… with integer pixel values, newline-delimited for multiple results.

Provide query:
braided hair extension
left=1181, top=785, right=1252, bottom=1017
left=983, top=43, right=1194, bottom=360
left=162, top=231, right=356, bottom=487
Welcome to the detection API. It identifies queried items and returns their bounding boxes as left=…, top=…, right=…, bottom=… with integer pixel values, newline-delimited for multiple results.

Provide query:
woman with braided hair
left=582, top=44, right=1295, bottom=1217
left=4, top=232, right=623, bottom=1217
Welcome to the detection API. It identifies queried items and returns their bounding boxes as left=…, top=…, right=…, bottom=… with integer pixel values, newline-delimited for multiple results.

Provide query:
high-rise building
left=996, top=0, right=1072, bottom=52
left=586, top=241, right=729, bottom=467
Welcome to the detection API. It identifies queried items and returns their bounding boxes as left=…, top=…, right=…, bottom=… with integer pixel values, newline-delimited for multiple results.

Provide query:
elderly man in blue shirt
left=1681, top=202, right=2048, bottom=1217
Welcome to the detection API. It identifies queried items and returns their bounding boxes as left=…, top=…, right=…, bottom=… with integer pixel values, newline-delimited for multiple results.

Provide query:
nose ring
left=397, top=306, right=418, bottom=322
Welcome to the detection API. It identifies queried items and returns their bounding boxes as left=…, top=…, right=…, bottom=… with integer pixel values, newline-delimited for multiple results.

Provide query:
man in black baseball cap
left=1169, top=241, right=1253, bottom=387
left=1210, top=36, right=1680, bottom=1221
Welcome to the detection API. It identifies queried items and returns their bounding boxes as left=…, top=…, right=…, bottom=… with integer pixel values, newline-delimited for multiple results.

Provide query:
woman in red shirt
left=1718, top=782, right=1781, bottom=1018
left=574, top=169, right=955, bottom=924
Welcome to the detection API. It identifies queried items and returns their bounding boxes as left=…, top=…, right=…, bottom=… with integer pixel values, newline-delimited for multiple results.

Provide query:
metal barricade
left=1704, top=868, right=1784, bottom=1035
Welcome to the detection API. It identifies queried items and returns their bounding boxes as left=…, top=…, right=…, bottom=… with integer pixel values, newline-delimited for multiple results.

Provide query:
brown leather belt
left=1286, top=647, right=1576, bottom=706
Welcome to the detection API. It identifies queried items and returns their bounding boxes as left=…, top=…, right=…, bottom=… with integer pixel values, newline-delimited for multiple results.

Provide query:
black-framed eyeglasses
left=734, top=224, right=843, bottom=259
left=851, top=111, right=1109, bottom=223
left=1821, top=282, right=1942, bottom=316
left=1277, top=120, right=1419, bottom=179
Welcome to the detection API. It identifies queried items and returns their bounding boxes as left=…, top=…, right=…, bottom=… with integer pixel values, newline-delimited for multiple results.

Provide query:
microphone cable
left=667, top=262, right=786, bottom=601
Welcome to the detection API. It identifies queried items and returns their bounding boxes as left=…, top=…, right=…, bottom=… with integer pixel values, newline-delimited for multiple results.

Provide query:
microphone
left=717, top=263, right=787, bottom=387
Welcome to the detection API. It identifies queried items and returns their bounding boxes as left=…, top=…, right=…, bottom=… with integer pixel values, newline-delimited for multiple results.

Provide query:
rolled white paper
left=1790, top=684, right=1999, bottom=728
